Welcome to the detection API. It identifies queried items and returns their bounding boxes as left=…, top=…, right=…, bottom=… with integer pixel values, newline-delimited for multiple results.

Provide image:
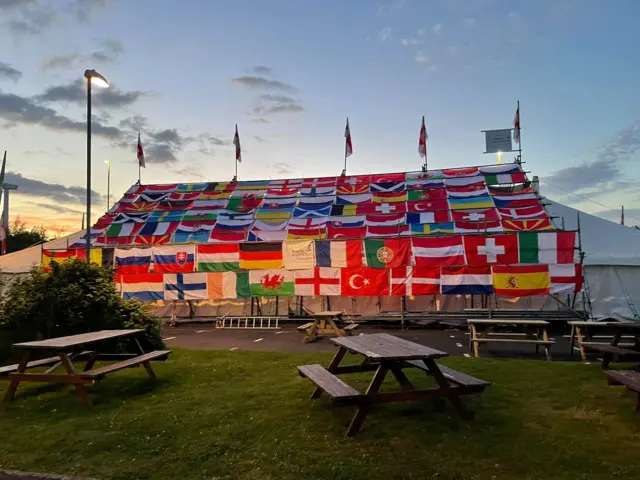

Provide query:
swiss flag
left=386, top=266, right=440, bottom=296
left=451, top=208, right=499, bottom=223
left=340, top=267, right=389, bottom=296
left=327, top=226, right=366, bottom=239
left=406, top=199, right=449, bottom=212
left=336, top=175, right=370, bottom=186
left=464, top=234, right=519, bottom=265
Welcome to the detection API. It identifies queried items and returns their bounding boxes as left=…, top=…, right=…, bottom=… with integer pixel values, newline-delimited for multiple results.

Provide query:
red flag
left=233, top=124, right=242, bottom=163
left=463, top=234, right=519, bottom=265
left=621, top=206, right=625, bottom=226
left=340, top=267, right=388, bottom=296
left=386, top=266, right=440, bottom=296
left=344, top=118, right=353, bottom=157
left=137, top=133, right=145, bottom=168
left=412, top=236, right=466, bottom=267
left=418, top=116, right=427, bottom=158
left=513, top=104, right=520, bottom=144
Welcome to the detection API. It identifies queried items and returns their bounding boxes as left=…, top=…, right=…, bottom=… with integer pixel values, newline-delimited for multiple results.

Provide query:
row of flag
left=110, top=232, right=577, bottom=277
left=118, top=263, right=581, bottom=302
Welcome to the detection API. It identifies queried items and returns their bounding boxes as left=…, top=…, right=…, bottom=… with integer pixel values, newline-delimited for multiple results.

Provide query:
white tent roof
left=545, top=198, right=640, bottom=266
left=0, top=231, right=86, bottom=274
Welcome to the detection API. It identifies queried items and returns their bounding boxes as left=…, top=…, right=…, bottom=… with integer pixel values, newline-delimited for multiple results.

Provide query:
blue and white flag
left=293, top=205, right=332, bottom=218
left=164, top=272, right=208, bottom=300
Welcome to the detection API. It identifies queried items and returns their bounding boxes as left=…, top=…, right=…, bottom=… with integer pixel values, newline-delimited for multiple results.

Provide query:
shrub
left=0, top=259, right=164, bottom=362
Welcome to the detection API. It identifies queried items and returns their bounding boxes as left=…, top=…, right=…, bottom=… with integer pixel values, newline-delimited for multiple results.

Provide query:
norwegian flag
left=137, top=133, right=145, bottom=168
left=513, top=104, right=520, bottom=144
left=344, top=118, right=353, bottom=157
left=234, top=124, right=241, bottom=163
left=418, top=116, right=427, bottom=159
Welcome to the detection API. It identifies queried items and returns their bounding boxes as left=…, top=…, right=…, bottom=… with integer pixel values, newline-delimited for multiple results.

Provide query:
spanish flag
left=42, top=248, right=102, bottom=271
left=492, top=265, right=550, bottom=297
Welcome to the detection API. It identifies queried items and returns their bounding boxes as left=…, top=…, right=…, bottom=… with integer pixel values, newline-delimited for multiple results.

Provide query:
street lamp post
left=104, top=160, right=111, bottom=211
left=84, top=69, right=109, bottom=262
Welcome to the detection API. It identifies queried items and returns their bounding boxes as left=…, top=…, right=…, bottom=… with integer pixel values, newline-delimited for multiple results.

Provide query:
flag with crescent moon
left=340, top=267, right=388, bottom=296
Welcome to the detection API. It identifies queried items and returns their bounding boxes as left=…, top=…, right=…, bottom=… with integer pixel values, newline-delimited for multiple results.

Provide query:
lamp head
left=84, top=69, right=109, bottom=88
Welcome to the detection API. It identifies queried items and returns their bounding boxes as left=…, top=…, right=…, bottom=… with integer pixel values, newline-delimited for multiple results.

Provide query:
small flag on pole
left=137, top=133, right=145, bottom=168
left=513, top=104, right=520, bottom=144
left=233, top=124, right=242, bottom=163
left=344, top=118, right=353, bottom=158
left=418, top=116, right=428, bottom=159
left=621, top=205, right=625, bottom=226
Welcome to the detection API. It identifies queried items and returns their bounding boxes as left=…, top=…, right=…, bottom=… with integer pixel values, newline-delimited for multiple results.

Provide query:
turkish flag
left=327, top=226, right=366, bottom=239
left=463, top=234, right=519, bottom=265
left=407, top=199, right=449, bottom=213
left=340, top=267, right=389, bottom=296
left=442, top=167, right=479, bottom=177
left=369, top=173, right=406, bottom=183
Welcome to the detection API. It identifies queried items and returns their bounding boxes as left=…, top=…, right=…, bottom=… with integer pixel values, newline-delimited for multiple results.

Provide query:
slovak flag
left=137, top=133, right=145, bottom=168
left=234, top=124, right=242, bottom=163
left=419, top=116, right=427, bottom=159
left=513, top=104, right=520, bottom=144
left=344, top=118, right=353, bottom=157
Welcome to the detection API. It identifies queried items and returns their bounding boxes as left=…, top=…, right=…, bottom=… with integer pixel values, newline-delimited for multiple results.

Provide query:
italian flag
left=484, top=172, right=527, bottom=186
left=518, top=231, right=576, bottom=264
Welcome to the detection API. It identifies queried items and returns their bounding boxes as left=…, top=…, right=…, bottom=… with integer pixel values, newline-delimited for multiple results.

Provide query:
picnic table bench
left=1, top=329, right=171, bottom=406
left=605, top=370, right=640, bottom=411
left=298, top=333, right=489, bottom=436
left=569, top=321, right=640, bottom=366
left=298, top=310, right=359, bottom=343
left=467, top=319, right=554, bottom=360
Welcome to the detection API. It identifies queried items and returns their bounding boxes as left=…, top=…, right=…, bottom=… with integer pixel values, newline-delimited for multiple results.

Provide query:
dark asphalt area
left=160, top=323, right=585, bottom=362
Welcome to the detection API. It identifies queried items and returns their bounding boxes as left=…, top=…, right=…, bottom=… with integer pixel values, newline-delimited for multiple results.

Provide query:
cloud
left=0, top=0, right=37, bottom=10
left=35, top=79, right=146, bottom=109
left=71, top=0, right=108, bottom=22
left=250, top=118, right=270, bottom=124
left=272, top=162, right=292, bottom=175
left=414, top=51, right=429, bottom=63
left=377, top=0, right=405, bottom=16
left=377, top=27, right=392, bottom=43
left=7, top=6, right=56, bottom=37
left=0, top=89, right=123, bottom=138
left=400, top=38, right=424, bottom=46
left=119, top=115, right=148, bottom=132
left=250, top=65, right=272, bottom=75
left=254, top=136, right=266, bottom=143
left=26, top=201, right=84, bottom=215
left=253, top=94, right=305, bottom=115
left=542, top=158, right=621, bottom=193
left=598, top=120, right=640, bottom=163
left=432, top=23, right=443, bottom=35
left=7, top=172, right=102, bottom=204
left=198, top=134, right=229, bottom=146
left=231, top=75, right=297, bottom=93
left=41, top=38, right=124, bottom=70
left=172, top=165, right=205, bottom=177
left=145, top=143, right=178, bottom=163
left=0, top=62, right=21, bottom=82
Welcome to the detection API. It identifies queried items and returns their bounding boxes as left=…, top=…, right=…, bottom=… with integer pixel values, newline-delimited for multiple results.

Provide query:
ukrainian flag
left=410, top=222, right=455, bottom=234
left=447, top=196, right=494, bottom=210
left=255, top=208, right=293, bottom=220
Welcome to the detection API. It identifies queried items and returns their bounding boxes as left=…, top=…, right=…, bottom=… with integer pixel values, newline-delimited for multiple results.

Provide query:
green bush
left=0, top=259, right=164, bottom=362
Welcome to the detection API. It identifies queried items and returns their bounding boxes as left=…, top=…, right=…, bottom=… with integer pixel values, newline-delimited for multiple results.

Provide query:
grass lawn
left=1, top=349, right=639, bottom=480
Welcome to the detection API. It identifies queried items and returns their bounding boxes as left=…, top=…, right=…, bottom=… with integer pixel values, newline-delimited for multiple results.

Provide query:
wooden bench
left=0, top=351, right=92, bottom=376
left=404, top=360, right=490, bottom=391
left=605, top=370, right=640, bottom=411
left=583, top=344, right=640, bottom=368
left=298, top=364, right=363, bottom=402
left=81, top=350, right=172, bottom=380
left=297, top=322, right=314, bottom=331
left=343, top=323, right=359, bottom=332
left=468, top=319, right=554, bottom=360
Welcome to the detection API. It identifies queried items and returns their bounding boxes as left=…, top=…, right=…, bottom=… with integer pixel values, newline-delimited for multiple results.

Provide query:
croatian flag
left=164, top=273, right=208, bottom=300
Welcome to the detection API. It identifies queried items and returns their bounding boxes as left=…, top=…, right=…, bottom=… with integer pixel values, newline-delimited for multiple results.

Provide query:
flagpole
left=138, top=162, right=141, bottom=185
left=343, top=118, right=348, bottom=176
left=517, top=100, right=522, bottom=163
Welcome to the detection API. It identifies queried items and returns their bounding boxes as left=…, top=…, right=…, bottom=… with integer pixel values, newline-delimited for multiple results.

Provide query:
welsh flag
left=248, top=269, right=294, bottom=296
left=364, top=238, right=410, bottom=268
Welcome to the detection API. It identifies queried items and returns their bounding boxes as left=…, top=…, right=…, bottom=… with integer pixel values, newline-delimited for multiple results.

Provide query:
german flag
left=501, top=218, right=552, bottom=231
left=239, top=243, right=283, bottom=269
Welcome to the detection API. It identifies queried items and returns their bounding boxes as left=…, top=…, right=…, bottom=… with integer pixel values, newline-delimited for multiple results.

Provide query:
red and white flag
left=387, top=266, right=440, bottom=296
left=233, top=124, right=242, bottom=163
left=513, top=104, right=520, bottom=144
left=418, top=116, right=428, bottom=159
left=344, top=118, right=353, bottom=158
left=412, top=236, right=466, bottom=267
left=137, top=133, right=145, bottom=168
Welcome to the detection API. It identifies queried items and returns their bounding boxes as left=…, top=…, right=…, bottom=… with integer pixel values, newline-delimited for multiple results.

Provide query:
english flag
left=344, top=118, right=353, bottom=158
left=234, top=124, right=242, bottom=163
left=513, top=104, right=520, bottom=144
left=419, top=116, right=427, bottom=158
left=137, top=133, right=145, bottom=168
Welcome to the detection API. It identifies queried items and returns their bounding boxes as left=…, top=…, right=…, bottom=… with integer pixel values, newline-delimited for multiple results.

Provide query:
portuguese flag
left=493, top=265, right=550, bottom=297
left=364, top=238, right=410, bottom=268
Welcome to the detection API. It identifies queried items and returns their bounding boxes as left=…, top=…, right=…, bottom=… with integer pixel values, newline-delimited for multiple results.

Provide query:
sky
left=1, top=0, right=640, bottom=235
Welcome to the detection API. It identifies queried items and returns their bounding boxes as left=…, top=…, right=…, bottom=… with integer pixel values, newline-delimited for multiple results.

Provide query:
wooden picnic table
left=298, top=333, right=489, bottom=436
left=298, top=310, right=359, bottom=343
left=0, top=329, right=171, bottom=406
left=569, top=321, right=640, bottom=366
left=467, top=319, right=554, bottom=360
